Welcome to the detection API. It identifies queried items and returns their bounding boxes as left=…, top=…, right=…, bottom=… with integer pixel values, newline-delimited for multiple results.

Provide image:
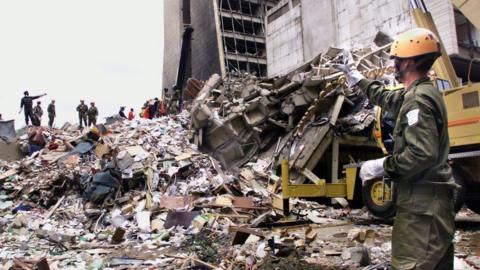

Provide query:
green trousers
left=392, top=182, right=455, bottom=269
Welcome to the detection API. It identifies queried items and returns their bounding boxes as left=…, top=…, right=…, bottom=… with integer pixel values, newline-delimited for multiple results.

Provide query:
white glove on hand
left=331, top=50, right=364, bottom=87
left=360, top=157, right=386, bottom=186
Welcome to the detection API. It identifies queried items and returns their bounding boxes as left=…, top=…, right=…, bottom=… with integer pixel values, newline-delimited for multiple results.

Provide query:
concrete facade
left=424, top=0, right=458, bottom=54
left=334, top=0, right=413, bottom=50
left=190, top=0, right=221, bottom=80
left=162, top=0, right=184, bottom=90
left=163, top=0, right=220, bottom=88
left=266, top=1, right=304, bottom=76
left=163, top=0, right=279, bottom=89
left=266, top=0, right=461, bottom=77
left=301, top=0, right=336, bottom=61
left=267, top=0, right=337, bottom=76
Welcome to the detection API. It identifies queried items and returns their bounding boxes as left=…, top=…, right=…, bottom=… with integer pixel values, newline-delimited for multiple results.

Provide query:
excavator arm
left=451, top=0, right=480, bottom=31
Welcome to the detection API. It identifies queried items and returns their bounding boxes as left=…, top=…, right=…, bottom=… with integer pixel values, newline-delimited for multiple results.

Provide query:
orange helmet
left=390, top=28, right=441, bottom=59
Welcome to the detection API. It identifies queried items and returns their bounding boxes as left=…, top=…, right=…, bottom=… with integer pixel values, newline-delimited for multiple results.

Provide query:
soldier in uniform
left=334, top=28, right=456, bottom=269
left=167, top=92, right=179, bottom=115
left=19, top=91, right=46, bottom=126
left=33, top=101, right=43, bottom=125
left=47, top=100, right=56, bottom=128
left=87, top=102, right=98, bottom=126
left=76, top=100, right=88, bottom=128
left=119, top=106, right=127, bottom=119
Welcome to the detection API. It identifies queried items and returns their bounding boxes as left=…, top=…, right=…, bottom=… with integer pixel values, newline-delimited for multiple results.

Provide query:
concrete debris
left=347, top=228, right=376, bottom=244
left=0, top=49, right=478, bottom=270
left=342, top=247, right=371, bottom=267
left=188, top=46, right=393, bottom=171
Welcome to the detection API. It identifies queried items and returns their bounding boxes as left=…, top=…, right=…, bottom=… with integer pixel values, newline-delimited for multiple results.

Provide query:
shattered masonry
left=1, top=42, right=479, bottom=269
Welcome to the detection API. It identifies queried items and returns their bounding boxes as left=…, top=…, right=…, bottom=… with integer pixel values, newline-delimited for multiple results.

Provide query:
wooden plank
left=329, top=95, right=345, bottom=127
left=300, top=168, right=322, bottom=184
left=331, top=137, right=339, bottom=183
left=293, top=125, right=330, bottom=169
left=45, top=195, right=66, bottom=220
left=304, top=130, right=333, bottom=170
left=294, top=95, right=344, bottom=170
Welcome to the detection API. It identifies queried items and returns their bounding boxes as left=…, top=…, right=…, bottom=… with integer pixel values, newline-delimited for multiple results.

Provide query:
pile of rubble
left=189, top=46, right=394, bottom=177
left=0, top=112, right=394, bottom=269
left=1, top=42, right=479, bottom=269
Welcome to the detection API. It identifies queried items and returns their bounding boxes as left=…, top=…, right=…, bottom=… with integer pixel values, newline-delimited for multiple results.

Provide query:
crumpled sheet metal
left=0, top=120, right=16, bottom=141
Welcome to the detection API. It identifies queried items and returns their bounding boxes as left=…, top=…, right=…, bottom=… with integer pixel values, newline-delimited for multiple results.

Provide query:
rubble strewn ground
left=1, top=41, right=479, bottom=269
left=0, top=113, right=478, bottom=270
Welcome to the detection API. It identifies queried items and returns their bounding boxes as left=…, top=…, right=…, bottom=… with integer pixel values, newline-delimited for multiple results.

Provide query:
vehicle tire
left=362, top=178, right=396, bottom=219
left=452, top=169, right=466, bottom=213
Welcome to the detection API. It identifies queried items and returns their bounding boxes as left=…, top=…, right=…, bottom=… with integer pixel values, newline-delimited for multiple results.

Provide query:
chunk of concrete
left=244, top=98, right=268, bottom=126
left=342, top=247, right=371, bottom=266
left=373, top=31, right=393, bottom=47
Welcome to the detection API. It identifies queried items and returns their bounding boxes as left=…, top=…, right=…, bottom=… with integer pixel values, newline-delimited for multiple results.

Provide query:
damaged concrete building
left=189, top=41, right=393, bottom=184
left=163, top=0, right=279, bottom=90
left=266, top=0, right=480, bottom=82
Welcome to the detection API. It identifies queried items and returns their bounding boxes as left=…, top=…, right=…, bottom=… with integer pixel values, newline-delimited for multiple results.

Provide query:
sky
left=0, top=0, right=164, bottom=128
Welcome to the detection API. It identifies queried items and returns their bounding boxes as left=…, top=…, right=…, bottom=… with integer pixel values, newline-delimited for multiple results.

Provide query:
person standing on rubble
left=19, top=91, right=46, bottom=126
left=159, top=98, right=166, bottom=117
left=47, top=100, right=56, bottom=128
left=167, top=92, right=179, bottom=115
left=128, top=108, right=135, bottom=120
left=142, top=102, right=150, bottom=119
left=33, top=101, right=43, bottom=125
left=148, top=99, right=156, bottom=119
left=119, top=106, right=127, bottom=119
left=87, top=102, right=98, bottom=126
left=76, top=100, right=88, bottom=128
left=334, top=28, right=456, bottom=269
left=153, top=98, right=160, bottom=118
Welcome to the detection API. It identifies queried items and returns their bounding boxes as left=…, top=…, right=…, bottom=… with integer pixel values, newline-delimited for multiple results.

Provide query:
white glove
left=331, top=50, right=364, bottom=87
left=360, top=157, right=386, bottom=185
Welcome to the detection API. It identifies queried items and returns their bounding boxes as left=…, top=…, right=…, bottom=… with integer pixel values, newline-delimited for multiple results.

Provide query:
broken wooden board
left=229, top=226, right=266, bottom=245
left=159, top=196, right=195, bottom=210
left=0, top=168, right=17, bottom=180
left=174, top=153, right=192, bottom=161
left=95, top=143, right=110, bottom=158
left=164, top=211, right=201, bottom=229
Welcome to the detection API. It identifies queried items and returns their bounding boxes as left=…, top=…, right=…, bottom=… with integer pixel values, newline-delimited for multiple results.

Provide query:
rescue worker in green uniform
left=334, top=28, right=456, bottom=269
left=47, top=100, right=56, bottom=128
left=33, top=101, right=43, bottom=126
left=87, top=102, right=98, bottom=126
left=76, top=100, right=88, bottom=128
